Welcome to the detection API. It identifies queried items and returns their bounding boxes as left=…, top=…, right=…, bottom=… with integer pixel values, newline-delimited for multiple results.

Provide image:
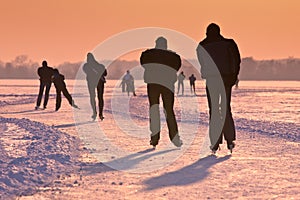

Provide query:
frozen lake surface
left=0, top=79, right=299, bottom=199
left=1, top=79, right=299, bottom=137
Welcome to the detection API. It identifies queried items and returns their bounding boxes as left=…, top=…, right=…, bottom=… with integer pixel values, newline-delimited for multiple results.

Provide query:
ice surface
left=0, top=79, right=299, bottom=199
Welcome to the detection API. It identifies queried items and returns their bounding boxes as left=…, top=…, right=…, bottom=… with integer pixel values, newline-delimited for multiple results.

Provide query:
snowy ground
left=0, top=79, right=299, bottom=199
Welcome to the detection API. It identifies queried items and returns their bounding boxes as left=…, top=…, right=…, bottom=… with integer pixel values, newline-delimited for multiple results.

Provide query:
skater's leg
left=161, top=86, right=182, bottom=147
left=126, top=82, right=130, bottom=96
left=223, top=86, right=236, bottom=147
left=147, top=84, right=161, bottom=146
left=55, top=88, right=62, bottom=111
left=206, top=86, right=212, bottom=119
left=193, top=83, right=196, bottom=94
left=132, top=82, right=137, bottom=96
left=97, top=82, right=105, bottom=119
left=43, top=83, right=51, bottom=108
left=36, top=82, right=45, bottom=108
left=206, top=83, right=223, bottom=150
left=87, top=82, right=97, bottom=118
left=61, top=87, right=76, bottom=107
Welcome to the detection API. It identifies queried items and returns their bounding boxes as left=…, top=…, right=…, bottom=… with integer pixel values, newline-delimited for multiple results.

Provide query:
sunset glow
left=1, top=0, right=299, bottom=65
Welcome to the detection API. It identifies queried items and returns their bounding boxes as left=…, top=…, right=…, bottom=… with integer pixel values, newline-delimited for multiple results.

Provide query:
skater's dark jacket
left=197, top=34, right=241, bottom=86
left=83, top=54, right=107, bottom=87
left=189, top=75, right=196, bottom=84
left=38, top=65, right=54, bottom=84
left=140, top=48, right=181, bottom=91
left=140, top=49, right=181, bottom=71
left=51, top=70, right=66, bottom=90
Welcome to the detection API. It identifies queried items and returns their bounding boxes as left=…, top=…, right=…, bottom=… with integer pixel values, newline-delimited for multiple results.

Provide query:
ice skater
left=177, top=71, right=185, bottom=95
left=83, top=53, right=107, bottom=120
left=35, top=60, right=54, bottom=110
left=140, top=36, right=183, bottom=148
left=189, top=74, right=197, bottom=95
left=196, top=23, right=240, bottom=154
left=51, top=69, right=79, bottom=111
left=122, top=70, right=137, bottom=96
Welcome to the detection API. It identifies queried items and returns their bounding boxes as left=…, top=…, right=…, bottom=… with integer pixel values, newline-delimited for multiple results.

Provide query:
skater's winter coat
left=38, top=64, right=54, bottom=84
left=52, top=71, right=66, bottom=90
left=140, top=48, right=181, bottom=92
left=197, top=32, right=240, bottom=86
left=51, top=69, right=78, bottom=111
left=83, top=53, right=107, bottom=87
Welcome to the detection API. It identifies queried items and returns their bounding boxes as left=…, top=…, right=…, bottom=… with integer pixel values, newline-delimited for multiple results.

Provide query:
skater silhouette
left=35, top=60, right=54, bottom=110
left=189, top=74, right=197, bottom=95
left=83, top=53, right=107, bottom=120
left=196, top=23, right=241, bottom=153
left=122, top=70, right=137, bottom=96
left=140, top=36, right=183, bottom=148
left=51, top=69, right=79, bottom=111
left=177, top=71, right=185, bottom=95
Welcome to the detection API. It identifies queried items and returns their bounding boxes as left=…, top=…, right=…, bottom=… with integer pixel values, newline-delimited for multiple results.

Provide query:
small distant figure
left=189, top=74, right=197, bottom=95
left=122, top=70, right=137, bottom=96
left=177, top=71, right=185, bottom=95
left=51, top=69, right=79, bottom=111
left=35, top=60, right=54, bottom=110
left=140, top=36, right=183, bottom=148
left=196, top=23, right=241, bottom=154
left=120, top=78, right=126, bottom=93
left=83, top=53, right=107, bottom=121
left=235, top=78, right=239, bottom=89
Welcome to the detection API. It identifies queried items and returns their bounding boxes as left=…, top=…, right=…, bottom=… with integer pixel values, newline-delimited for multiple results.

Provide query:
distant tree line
left=0, top=55, right=299, bottom=80
left=239, top=57, right=300, bottom=80
left=0, top=55, right=82, bottom=80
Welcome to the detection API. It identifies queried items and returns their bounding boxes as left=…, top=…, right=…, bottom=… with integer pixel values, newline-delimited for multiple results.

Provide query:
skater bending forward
left=52, top=69, right=79, bottom=111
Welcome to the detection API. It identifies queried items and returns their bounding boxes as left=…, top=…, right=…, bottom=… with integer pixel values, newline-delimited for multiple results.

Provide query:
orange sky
left=0, top=0, right=299, bottom=65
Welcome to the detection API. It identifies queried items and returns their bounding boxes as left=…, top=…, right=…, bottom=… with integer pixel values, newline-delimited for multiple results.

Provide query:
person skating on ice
left=51, top=69, right=79, bottom=111
left=83, top=53, right=107, bottom=121
left=177, top=71, right=185, bottom=96
left=122, top=70, right=137, bottom=96
left=189, top=74, right=197, bottom=95
left=35, top=60, right=54, bottom=110
left=197, top=23, right=241, bottom=154
left=140, top=36, right=183, bottom=148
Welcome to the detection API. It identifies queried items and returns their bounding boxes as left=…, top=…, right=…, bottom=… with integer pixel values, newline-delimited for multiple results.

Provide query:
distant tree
left=14, top=55, right=28, bottom=65
left=57, top=62, right=81, bottom=79
left=4, top=62, right=13, bottom=78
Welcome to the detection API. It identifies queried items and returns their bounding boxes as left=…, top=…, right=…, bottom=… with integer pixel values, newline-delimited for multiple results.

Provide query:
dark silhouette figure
left=140, top=36, right=183, bottom=148
left=123, top=70, right=137, bottom=96
left=35, top=60, right=54, bottom=110
left=51, top=69, right=79, bottom=111
left=189, top=74, right=197, bottom=95
left=196, top=23, right=241, bottom=153
left=177, top=71, right=185, bottom=95
left=83, top=53, right=107, bottom=121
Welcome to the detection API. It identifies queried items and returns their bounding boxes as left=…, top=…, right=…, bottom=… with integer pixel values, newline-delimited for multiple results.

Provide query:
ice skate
left=228, top=142, right=235, bottom=154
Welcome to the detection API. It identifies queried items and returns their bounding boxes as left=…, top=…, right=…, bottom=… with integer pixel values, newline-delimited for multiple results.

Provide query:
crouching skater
left=52, top=69, right=79, bottom=111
